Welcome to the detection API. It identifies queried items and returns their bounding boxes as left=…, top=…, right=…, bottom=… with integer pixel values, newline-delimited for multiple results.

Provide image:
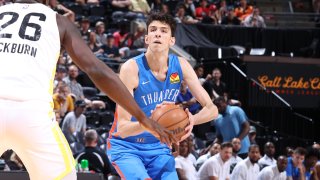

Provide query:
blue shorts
left=107, top=138, right=178, bottom=180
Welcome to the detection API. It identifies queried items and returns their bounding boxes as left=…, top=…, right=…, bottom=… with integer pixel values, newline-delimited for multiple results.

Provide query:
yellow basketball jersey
left=0, top=3, right=60, bottom=101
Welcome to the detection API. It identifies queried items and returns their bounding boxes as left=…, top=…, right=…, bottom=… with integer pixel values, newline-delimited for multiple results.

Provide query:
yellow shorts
left=0, top=99, right=76, bottom=180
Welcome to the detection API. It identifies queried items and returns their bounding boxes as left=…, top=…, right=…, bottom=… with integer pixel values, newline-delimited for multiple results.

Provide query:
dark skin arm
left=176, top=168, right=188, bottom=180
left=56, top=14, right=175, bottom=145
left=238, top=121, right=250, bottom=140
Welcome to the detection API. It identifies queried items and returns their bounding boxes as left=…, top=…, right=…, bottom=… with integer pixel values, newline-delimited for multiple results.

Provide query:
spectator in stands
left=313, top=143, right=320, bottom=151
left=176, top=80, right=201, bottom=115
left=63, top=64, right=85, bottom=100
left=198, top=142, right=233, bottom=180
left=131, top=21, right=147, bottom=49
left=100, top=34, right=121, bottom=60
left=74, top=129, right=113, bottom=179
left=286, top=147, right=307, bottom=180
left=195, top=0, right=210, bottom=20
left=113, top=20, right=132, bottom=48
left=231, top=144, right=260, bottom=180
left=218, top=0, right=228, bottom=19
left=79, top=17, right=91, bottom=44
left=187, top=134, right=199, bottom=163
left=257, top=155, right=288, bottom=180
left=258, top=142, right=277, bottom=169
left=150, top=0, right=162, bottom=12
left=201, top=4, right=221, bottom=25
left=95, top=21, right=107, bottom=47
left=174, top=4, right=199, bottom=24
left=203, top=68, right=228, bottom=100
left=242, top=8, right=266, bottom=28
left=88, top=32, right=104, bottom=55
left=178, top=0, right=196, bottom=18
left=49, top=0, right=75, bottom=22
left=53, top=82, right=74, bottom=119
left=248, top=126, right=257, bottom=144
left=196, top=142, right=221, bottom=170
left=62, top=100, right=87, bottom=134
left=304, top=147, right=320, bottom=180
left=221, top=8, right=241, bottom=25
left=161, top=3, right=169, bottom=14
left=286, top=146, right=294, bottom=157
left=230, top=137, right=243, bottom=173
left=111, top=0, right=131, bottom=11
left=233, top=0, right=253, bottom=21
left=193, top=64, right=206, bottom=85
left=130, top=0, right=151, bottom=14
left=175, top=139, right=198, bottom=180
left=213, top=97, right=250, bottom=158
left=54, top=65, right=67, bottom=89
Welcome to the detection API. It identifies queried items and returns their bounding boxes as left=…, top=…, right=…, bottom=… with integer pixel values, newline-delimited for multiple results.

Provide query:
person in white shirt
left=231, top=144, right=261, bottom=180
left=175, top=140, right=198, bottom=180
left=230, top=138, right=243, bottom=174
left=196, top=143, right=221, bottom=170
left=198, top=142, right=233, bottom=180
left=257, top=156, right=288, bottom=180
left=258, top=142, right=277, bottom=169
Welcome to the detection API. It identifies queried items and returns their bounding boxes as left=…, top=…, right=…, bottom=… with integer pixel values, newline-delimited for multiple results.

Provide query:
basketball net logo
left=169, top=72, right=180, bottom=84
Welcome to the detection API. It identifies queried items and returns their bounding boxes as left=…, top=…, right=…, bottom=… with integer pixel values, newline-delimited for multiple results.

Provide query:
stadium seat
left=63, top=130, right=77, bottom=144
left=70, top=142, right=85, bottom=155
left=83, top=86, right=98, bottom=100
left=88, top=5, right=105, bottom=17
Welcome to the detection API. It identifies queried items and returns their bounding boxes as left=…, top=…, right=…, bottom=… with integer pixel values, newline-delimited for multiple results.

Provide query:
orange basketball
left=151, top=104, right=189, bottom=140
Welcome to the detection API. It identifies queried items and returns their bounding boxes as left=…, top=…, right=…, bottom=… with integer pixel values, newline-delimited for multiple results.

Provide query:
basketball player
left=107, top=13, right=218, bottom=179
left=0, top=1, right=175, bottom=180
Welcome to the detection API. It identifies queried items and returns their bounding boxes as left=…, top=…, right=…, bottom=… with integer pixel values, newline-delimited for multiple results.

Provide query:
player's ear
left=169, top=37, right=175, bottom=46
left=145, top=35, right=150, bottom=45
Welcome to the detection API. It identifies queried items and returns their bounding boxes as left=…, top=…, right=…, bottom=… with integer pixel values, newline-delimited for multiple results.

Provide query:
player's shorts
left=0, top=99, right=76, bottom=180
left=107, top=138, right=178, bottom=180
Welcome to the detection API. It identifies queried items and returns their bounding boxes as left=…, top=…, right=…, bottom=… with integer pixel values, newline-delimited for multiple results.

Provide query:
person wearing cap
left=80, top=17, right=91, bottom=44
left=62, top=99, right=87, bottom=134
left=249, top=126, right=257, bottom=144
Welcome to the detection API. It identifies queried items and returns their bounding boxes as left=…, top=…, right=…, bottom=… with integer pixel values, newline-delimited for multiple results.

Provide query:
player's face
left=145, top=21, right=175, bottom=53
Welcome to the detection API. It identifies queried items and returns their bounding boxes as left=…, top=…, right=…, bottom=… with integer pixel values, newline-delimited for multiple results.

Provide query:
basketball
left=151, top=104, right=189, bottom=140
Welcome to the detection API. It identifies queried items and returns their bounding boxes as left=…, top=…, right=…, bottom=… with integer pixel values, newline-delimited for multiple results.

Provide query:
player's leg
left=5, top=100, right=76, bottom=180
left=146, top=153, right=178, bottom=180
left=109, top=152, right=150, bottom=180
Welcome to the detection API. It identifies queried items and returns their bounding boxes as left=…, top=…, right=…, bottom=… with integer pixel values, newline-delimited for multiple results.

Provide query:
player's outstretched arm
left=179, top=57, right=218, bottom=124
left=57, top=14, right=175, bottom=145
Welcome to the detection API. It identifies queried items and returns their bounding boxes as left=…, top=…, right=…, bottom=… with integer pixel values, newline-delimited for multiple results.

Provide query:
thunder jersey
left=0, top=3, right=60, bottom=102
left=110, top=53, right=183, bottom=143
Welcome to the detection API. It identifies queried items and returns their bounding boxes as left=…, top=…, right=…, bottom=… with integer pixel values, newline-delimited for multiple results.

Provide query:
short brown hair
left=146, top=12, right=176, bottom=37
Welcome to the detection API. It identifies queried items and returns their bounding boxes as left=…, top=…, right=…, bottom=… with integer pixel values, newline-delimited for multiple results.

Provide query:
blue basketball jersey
left=110, top=53, right=183, bottom=144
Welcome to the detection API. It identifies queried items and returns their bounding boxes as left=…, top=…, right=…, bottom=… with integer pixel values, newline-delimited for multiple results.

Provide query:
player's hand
left=140, top=117, right=178, bottom=146
left=179, top=108, right=195, bottom=142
